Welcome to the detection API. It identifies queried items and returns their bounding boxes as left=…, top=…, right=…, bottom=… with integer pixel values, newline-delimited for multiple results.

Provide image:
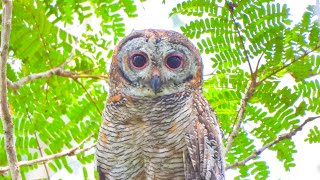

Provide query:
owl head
left=108, top=29, right=203, bottom=97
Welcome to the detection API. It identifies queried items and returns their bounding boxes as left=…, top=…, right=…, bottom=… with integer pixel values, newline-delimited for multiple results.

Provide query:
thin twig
left=254, top=52, right=264, bottom=76
left=69, top=73, right=108, bottom=80
left=34, top=132, right=51, bottom=179
left=0, top=0, right=21, bottom=179
left=203, top=69, right=217, bottom=76
left=257, top=45, right=320, bottom=85
left=228, top=3, right=254, bottom=78
left=31, top=13, right=52, bottom=67
left=26, top=108, right=50, bottom=179
left=226, top=116, right=320, bottom=170
left=73, top=79, right=102, bottom=116
left=0, top=133, right=96, bottom=175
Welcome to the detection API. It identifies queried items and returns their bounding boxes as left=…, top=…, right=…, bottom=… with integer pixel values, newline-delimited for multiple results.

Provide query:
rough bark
left=0, top=0, right=21, bottom=179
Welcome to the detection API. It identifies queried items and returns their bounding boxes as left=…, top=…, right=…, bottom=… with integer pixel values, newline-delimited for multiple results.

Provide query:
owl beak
left=150, top=68, right=162, bottom=94
left=150, top=75, right=161, bottom=94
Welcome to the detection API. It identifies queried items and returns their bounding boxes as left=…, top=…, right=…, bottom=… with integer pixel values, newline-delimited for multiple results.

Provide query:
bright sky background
left=27, top=0, right=320, bottom=179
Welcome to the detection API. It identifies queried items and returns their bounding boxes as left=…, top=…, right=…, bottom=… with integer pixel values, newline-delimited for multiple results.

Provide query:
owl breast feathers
left=96, top=29, right=225, bottom=180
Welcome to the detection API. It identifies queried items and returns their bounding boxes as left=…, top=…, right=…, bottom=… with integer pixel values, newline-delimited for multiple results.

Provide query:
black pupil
left=167, top=56, right=182, bottom=69
left=132, top=55, right=147, bottom=68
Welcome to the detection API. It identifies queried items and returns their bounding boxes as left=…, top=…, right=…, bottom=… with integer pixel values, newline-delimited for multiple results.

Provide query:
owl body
left=96, top=29, right=225, bottom=180
left=97, top=92, right=194, bottom=179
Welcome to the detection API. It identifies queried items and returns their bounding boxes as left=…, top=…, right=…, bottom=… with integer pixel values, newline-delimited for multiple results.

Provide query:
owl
left=96, top=29, right=225, bottom=180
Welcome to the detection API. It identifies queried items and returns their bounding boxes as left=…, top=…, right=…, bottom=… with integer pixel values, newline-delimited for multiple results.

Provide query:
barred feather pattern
left=184, top=92, right=225, bottom=180
left=96, top=91, right=225, bottom=180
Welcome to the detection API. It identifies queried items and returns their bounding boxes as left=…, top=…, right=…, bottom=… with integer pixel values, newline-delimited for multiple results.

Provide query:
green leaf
left=305, top=126, right=320, bottom=144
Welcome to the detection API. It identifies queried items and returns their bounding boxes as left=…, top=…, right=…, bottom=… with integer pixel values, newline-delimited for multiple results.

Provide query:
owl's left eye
left=165, top=54, right=183, bottom=70
left=130, top=54, right=148, bottom=69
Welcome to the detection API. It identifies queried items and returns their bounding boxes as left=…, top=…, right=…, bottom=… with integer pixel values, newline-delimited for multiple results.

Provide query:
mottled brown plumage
left=96, top=29, right=225, bottom=180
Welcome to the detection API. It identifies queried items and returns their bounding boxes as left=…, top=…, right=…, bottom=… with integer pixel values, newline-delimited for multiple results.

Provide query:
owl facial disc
left=109, top=29, right=203, bottom=97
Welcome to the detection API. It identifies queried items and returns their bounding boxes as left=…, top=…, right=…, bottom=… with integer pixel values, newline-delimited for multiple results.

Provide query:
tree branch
left=223, top=4, right=262, bottom=155
left=0, top=0, right=21, bottom=179
left=6, top=53, right=72, bottom=91
left=6, top=54, right=108, bottom=92
left=0, top=133, right=96, bottom=175
left=224, top=80, right=257, bottom=156
left=226, top=115, right=320, bottom=170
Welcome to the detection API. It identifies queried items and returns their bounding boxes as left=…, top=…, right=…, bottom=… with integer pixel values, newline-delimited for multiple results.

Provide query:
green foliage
left=172, top=0, right=320, bottom=178
left=0, top=0, right=139, bottom=178
left=0, top=0, right=319, bottom=179
left=305, top=126, right=320, bottom=144
left=203, top=67, right=250, bottom=134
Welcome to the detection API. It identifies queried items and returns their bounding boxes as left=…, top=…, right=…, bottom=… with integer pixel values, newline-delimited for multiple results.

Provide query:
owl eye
left=130, top=54, right=148, bottom=69
left=165, top=55, right=183, bottom=70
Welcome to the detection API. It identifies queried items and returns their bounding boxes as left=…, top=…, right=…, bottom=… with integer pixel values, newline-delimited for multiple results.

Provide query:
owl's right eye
left=130, top=54, right=148, bottom=69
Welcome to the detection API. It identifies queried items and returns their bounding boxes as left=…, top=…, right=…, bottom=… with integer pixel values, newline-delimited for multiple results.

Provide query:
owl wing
left=184, top=91, right=225, bottom=180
